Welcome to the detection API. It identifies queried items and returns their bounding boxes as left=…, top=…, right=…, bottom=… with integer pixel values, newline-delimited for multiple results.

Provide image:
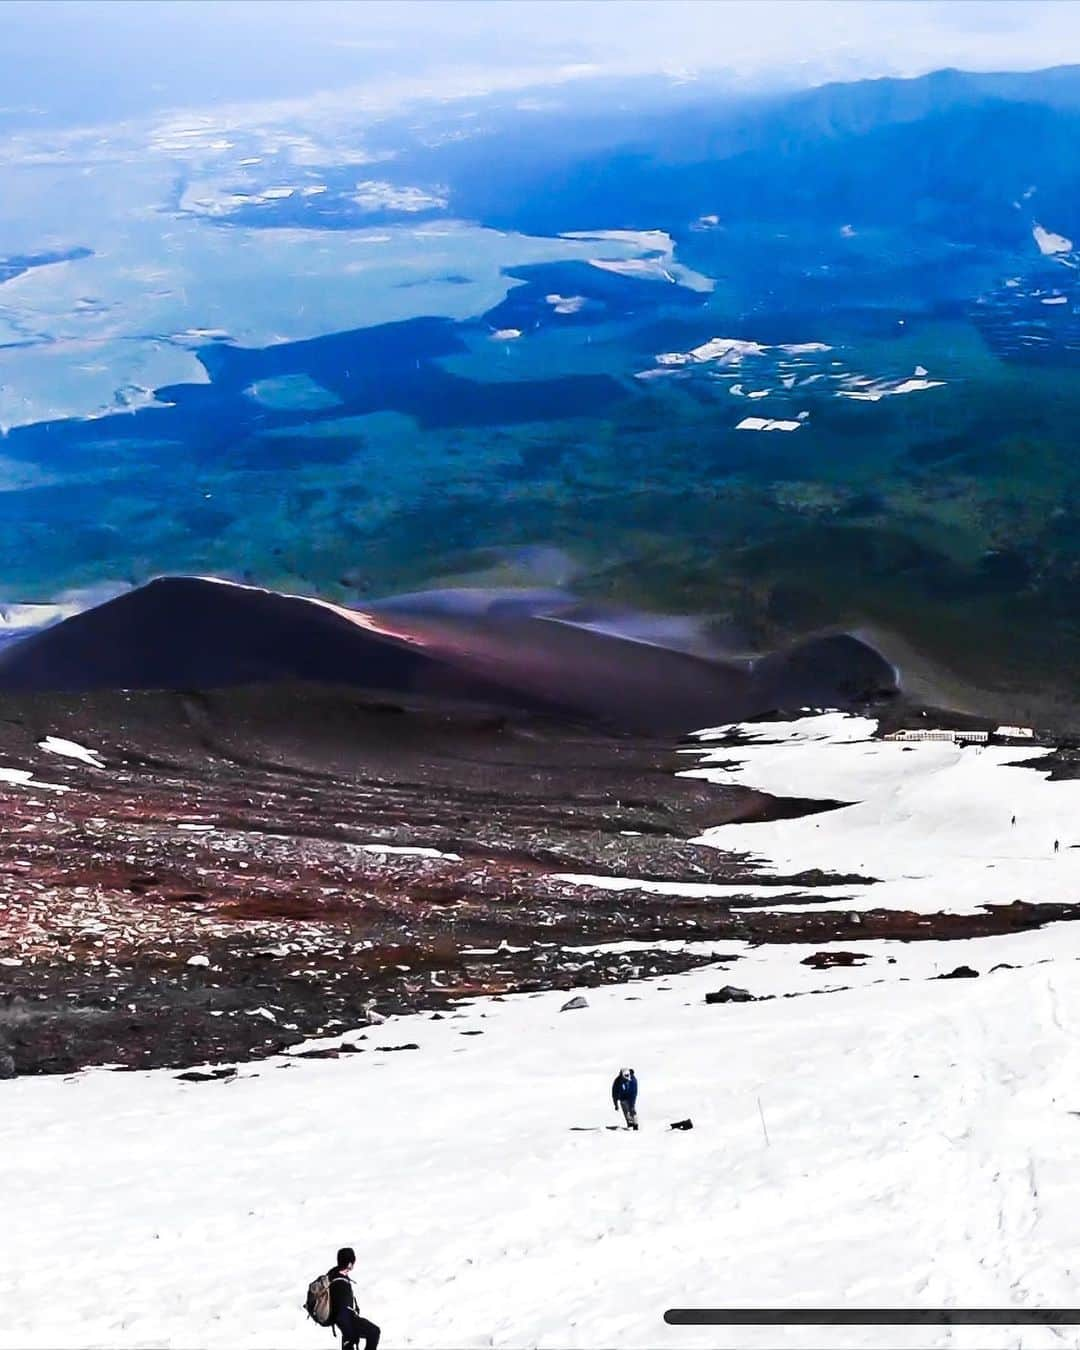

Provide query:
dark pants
left=339, top=1313, right=381, bottom=1350
left=619, top=1100, right=638, bottom=1129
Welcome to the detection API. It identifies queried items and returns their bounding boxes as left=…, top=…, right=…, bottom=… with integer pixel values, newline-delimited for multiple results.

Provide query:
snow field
left=558, top=712, right=1080, bottom=916
left=683, top=714, right=1080, bottom=915
left=6, top=713, right=1080, bottom=1348
left=6, top=925, right=1080, bottom=1348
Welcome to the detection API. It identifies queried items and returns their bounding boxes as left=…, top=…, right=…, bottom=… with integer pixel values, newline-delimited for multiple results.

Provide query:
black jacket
left=612, top=1071, right=638, bottom=1107
left=328, top=1269, right=359, bottom=1329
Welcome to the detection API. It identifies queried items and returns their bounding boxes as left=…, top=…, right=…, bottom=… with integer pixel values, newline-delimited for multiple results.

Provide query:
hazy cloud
left=3, top=0, right=1080, bottom=132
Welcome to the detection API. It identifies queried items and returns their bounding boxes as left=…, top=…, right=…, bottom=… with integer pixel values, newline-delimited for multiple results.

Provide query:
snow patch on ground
left=679, top=713, right=1080, bottom=916
left=561, top=229, right=714, bottom=292
left=736, top=416, right=802, bottom=432
left=7, top=929, right=1080, bottom=1346
left=38, top=736, right=105, bottom=769
left=586, top=256, right=714, bottom=292
left=354, top=843, right=463, bottom=861
left=562, top=228, right=675, bottom=254
left=1033, top=223, right=1073, bottom=256
left=546, top=293, right=587, bottom=314
left=836, top=375, right=945, bottom=400
left=689, top=336, right=768, bottom=363
left=0, top=766, right=69, bottom=793
left=643, top=340, right=945, bottom=416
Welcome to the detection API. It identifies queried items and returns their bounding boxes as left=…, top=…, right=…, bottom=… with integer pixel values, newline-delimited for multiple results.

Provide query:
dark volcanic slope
left=0, top=684, right=1071, bottom=1077
left=0, top=576, right=898, bottom=734
left=0, top=577, right=503, bottom=702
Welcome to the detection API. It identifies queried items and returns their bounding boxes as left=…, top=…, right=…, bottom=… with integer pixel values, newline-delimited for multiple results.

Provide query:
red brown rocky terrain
left=1, top=685, right=1074, bottom=1076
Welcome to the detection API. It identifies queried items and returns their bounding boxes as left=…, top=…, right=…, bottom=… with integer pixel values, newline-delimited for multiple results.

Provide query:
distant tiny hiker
left=329, top=1248, right=381, bottom=1350
left=612, top=1067, right=639, bottom=1130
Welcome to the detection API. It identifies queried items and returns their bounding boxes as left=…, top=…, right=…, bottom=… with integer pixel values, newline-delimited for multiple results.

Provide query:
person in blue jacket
left=612, top=1067, right=639, bottom=1129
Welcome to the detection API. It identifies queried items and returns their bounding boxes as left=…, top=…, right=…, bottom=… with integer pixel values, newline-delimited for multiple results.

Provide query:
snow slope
left=6, top=923, right=1080, bottom=1349
left=680, top=714, right=1080, bottom=914
left=557, top=713, right=1080, bottom=916
left=6, top=712, right=1080, bottom=1349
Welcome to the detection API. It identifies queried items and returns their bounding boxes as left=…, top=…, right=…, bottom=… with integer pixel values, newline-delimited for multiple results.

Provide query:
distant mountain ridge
left=401, top=64, right=1080, bottom=245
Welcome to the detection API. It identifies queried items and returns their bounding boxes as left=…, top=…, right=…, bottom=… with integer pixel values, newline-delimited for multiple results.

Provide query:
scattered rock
left=705, top=986, right=754, bottom=1004
left=293, top=1047, right=340, bottom=1060
left=175, top=1066, right=236, bottom=1082
left=938, top=965, right=979, bottom=980
left=990, top=963, right=1017, bottom=972
left=375, top=1042, right=420, bottom=1052
left=560, top=995, right=589, bottom=1011
left=670, top=1118, right=694, bottom=1130
left=459, top=1029, right=484, bottom=1036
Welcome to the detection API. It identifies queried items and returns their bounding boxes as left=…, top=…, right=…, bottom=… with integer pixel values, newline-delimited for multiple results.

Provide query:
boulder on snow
left=705, top=986, right=754, bottom=1004
left=295, top=1039, right=368, bottom=1059
left=938, top=965, right=979, bottom=980
left=175, top=1066, right=236, bottom=1083
left=670, top=1118, right=694, bottom=1131
left=560, top=995, right=589, bottom=1011
left=801, top=950, right=869, bottom=969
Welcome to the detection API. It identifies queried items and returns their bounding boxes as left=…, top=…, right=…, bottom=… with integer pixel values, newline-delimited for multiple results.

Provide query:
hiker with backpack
left=612, top=1066, right=639, bottom=1129
left=306, top=1247, right=381, bottom=1350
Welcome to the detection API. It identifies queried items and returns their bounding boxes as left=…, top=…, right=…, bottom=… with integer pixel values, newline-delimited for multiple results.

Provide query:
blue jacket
left=612, top=1072, right=638, bottom=1107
